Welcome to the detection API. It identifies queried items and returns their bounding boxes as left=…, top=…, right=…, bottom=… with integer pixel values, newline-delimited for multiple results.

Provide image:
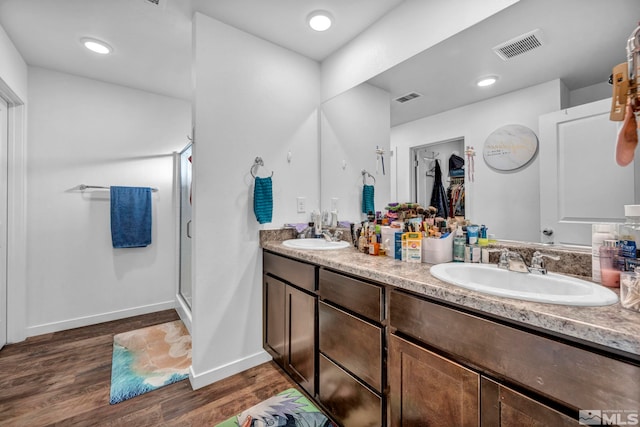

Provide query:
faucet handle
left=530, top=251, right=560, bottom=274
left=497, top=248, right=510, bottom=269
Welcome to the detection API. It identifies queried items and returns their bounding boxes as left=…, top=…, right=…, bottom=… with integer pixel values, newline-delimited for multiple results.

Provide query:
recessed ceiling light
left=477, top=76, right=498, bottom=87
left=81, top=38, right=112, bottom=55
left=308, top=11, right=332, bottom=32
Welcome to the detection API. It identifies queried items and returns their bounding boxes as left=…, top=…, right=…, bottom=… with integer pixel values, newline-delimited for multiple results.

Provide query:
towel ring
left=250, top=156, right=273, bottom=178
left=361, top=169, right=376, bottom=185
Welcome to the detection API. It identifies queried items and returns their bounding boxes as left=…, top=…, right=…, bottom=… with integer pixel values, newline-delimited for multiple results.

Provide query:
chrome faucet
left=497, top=249, right=560, bottom=274
left=499, top=250, right=530, bottom=273
left=322, top=229, right=343, bottom=242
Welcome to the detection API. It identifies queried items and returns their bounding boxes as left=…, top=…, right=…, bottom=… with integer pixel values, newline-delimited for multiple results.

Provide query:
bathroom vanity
left=262, top=239, right=640, bottom=427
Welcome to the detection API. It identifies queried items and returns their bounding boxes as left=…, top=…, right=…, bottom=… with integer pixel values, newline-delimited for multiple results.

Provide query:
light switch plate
left=296, top=197, right=306, bottom=213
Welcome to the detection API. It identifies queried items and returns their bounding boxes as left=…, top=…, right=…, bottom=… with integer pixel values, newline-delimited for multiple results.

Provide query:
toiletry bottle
left=467, top=224, right=479, bottom=245
left=620, top=205, right=640, bottom=267
left=358, top=227, right=367, bottom=253
left=592, top=224, right=617, bottom=283
left=599, top=239, right=621, bottom=287
left=453, top=226, right=465, bottom=262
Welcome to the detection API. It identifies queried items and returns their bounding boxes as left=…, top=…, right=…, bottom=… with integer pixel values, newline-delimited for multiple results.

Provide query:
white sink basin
left=282, top=238, right=350, bottom=250
left=430, top=263, right=618, bottom=306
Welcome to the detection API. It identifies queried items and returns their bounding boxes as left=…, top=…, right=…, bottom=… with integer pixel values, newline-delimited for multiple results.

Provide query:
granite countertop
left=261, top=239, right=640, bottom=360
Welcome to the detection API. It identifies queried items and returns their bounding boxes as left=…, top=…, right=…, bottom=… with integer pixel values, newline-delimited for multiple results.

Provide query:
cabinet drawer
left=319, top=269, right=383, bottom=322
left=318, top=354, right=382, bottom=427
left=263, top=252, right=316, bottom=292
left=319, top=301, right=382, bottom=392
left=389, top=290, right=640, bottom=412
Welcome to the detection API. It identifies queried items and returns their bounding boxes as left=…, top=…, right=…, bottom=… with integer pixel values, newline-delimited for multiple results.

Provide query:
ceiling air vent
left=142, top=0, right=167, bottom=7
left=394, top=92, right=422, bottom=104
left=492, top=29, right=544, bottom=61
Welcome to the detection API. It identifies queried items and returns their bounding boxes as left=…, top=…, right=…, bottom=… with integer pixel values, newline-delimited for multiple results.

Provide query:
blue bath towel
left=253, top=176, right=273, bottom=224
left=362, top=184, right=375, bottom=214
left=110, top=186, right=152, bottom=248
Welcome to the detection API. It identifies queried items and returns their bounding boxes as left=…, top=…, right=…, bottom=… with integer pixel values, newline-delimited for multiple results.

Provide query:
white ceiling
left=0, top=0, right=403, bottom=100
left=372, top=0, right=640, bottom=125
left=0, top=0, right=638, bottom=126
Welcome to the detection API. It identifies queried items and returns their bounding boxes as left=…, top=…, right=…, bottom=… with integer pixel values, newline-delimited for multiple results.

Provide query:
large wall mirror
left=320, top=0, right=640, bottom=246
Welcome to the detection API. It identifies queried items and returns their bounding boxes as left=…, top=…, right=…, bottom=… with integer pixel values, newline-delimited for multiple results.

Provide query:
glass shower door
left=179, top=143, right=192, bottom=309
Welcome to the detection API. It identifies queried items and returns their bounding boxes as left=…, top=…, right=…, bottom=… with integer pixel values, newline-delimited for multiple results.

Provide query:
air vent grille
left=395, top=92, right=422, bottom=103
left=492, top=29, right=544, bottom=61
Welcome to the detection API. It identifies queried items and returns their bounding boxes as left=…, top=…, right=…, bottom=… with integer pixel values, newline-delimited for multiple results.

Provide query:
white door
left=539, top=98, right=636, bottom=246
left=0, top=97, right=7, bottom=350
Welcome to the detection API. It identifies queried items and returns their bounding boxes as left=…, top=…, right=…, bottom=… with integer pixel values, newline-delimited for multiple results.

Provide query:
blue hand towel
left=254, top=176, right=273, bottom=224
left=110, top=186, right=152, bottom=248
left=362, top=184, right=375, bottom=214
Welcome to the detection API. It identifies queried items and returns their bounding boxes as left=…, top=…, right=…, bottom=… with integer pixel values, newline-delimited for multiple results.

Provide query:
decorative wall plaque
left=483, top=124, right=538, bottom=171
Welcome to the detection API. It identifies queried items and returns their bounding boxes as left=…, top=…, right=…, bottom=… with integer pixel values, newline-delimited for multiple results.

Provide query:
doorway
left=0, top=96, right=7, bottom=350
left=178, top=143, right=193, bottom=310
left=410, top=138, right=465, bottom=218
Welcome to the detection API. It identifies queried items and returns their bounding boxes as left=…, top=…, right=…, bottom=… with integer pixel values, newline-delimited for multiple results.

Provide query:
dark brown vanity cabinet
left=389, top=290, right=639, bottom=427
left=388, top=334, right=480, bottom=427
left=317, top=269, right=385, bottom=427
left=263, top=252, right=317, bottom=397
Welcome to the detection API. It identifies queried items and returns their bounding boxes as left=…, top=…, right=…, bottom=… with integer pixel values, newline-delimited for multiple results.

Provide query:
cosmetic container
left=599, top=240, right=621, bottom=288
left=620, top=269, right=640, bottom=312
left=592, top=223, right=617, bottom=283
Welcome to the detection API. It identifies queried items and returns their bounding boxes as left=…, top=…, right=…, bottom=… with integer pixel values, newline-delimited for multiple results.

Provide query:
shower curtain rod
left=78, top=184, right=159, bottom=192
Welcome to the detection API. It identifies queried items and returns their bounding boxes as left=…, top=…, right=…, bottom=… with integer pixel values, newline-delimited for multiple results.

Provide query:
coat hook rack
left=250, top=156, right=273, bottom=178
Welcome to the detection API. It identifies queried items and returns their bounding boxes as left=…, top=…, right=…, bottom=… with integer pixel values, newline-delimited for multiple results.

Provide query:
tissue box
left=422, top=233, right=453, bottom=264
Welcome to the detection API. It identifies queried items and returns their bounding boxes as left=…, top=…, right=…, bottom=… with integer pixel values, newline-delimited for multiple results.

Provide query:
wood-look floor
left=0, top=310, right=298, bottom=426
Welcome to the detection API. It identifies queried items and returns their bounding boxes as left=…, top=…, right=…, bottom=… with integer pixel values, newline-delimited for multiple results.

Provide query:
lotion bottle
left=599, top=239, right=621, bottom=287
left=453, top=226, right=465, bottom=262
left=592, top=224, right=616, bottom=283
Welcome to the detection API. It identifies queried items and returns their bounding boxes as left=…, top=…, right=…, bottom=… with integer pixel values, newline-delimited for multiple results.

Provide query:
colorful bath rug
left=109, top=320, right=191, bottom=404
left=215, top=388, right=336, bottom=427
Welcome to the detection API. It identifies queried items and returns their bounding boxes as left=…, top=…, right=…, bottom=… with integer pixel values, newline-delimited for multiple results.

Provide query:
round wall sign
left=483, top=124, right=538, bottom=171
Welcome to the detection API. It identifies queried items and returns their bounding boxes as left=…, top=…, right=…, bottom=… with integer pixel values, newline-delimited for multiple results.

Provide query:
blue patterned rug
left=109, top=320, right=191, bottom=404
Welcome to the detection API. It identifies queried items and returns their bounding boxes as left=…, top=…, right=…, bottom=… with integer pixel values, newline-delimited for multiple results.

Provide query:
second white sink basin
left=430, top=263, right=618, bottom=306
left=282, top=238, right=350, bottom=250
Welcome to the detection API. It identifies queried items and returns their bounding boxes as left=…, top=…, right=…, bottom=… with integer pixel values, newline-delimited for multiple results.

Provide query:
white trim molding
left=188, top=350, right=272, bottom=390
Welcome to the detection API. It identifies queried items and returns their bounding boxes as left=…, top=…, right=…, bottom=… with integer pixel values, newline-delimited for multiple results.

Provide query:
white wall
left=321, top=83, right=390, bottom=221
left=191, top=13, right=320, bottom=388
left=321, top=0, right=520, bottom=101
left=569, top=81, right=612, bottom=108
left=26, top=67, right=190, bottom=335
left=392, top=79, right=563, bottom=243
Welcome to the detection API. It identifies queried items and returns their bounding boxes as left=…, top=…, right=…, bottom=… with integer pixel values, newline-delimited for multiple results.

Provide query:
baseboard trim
left=26, top=301, right=176, bottom=337
left=189, top=350, right=273, bottom=390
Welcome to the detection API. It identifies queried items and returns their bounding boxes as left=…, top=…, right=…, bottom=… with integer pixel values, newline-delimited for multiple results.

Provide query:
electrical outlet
left=296, top=197, right=306, bottom=213
left=331, top=198, right=339, bottom=211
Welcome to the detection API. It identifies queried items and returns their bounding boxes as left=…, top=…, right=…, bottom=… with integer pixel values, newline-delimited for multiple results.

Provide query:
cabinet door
left=389, top=334, right=480, bottom=427
left=263, top=275, right=286, bottom=366
left=286, top=285, right=316, bottom=396
left=481, top=378, right=580, bottom=427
